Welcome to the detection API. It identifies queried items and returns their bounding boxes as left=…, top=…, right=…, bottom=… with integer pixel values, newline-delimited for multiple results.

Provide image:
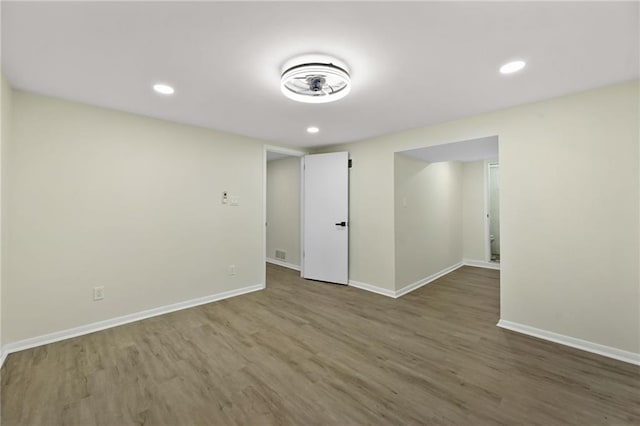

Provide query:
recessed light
left=500, top=60, right=526, bottom=74
left=153, top=83, right=175, bottom=95
left=307, top=126, right=320, bottom=134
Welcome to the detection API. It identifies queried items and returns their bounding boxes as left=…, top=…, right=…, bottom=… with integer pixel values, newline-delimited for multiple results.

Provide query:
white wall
left=0, top=71, right=12, bottom=349
left=4, top=91, right=265, bottom=344
left=319, top=81, right=639, bottom=355
left=462, top=160, right=487, bottom=262
left=266, top=156, right=300, bottom=267
left=394, top=155, right=462, bottom=289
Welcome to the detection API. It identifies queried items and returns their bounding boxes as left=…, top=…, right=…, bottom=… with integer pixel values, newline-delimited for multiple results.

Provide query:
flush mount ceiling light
left=306, top=126, right=320, bottom=134
left=499, top=60, right=526, bottom=74
left=281, top=62, right=351, bottom=103
left=153, top=83, right=175, bottom=95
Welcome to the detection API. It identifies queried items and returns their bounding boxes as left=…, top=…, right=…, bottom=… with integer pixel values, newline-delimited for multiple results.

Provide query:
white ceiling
left=2, top=2, right=638, bottom=148
left=400, top=136, right=498, bottom=163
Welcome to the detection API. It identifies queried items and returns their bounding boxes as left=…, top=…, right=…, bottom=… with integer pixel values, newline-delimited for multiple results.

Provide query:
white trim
left=349, top=262, right=464, bottom=299
left=463, top=259, right=500, bottom=270
left=497, top=319, right=640, bottom=366
left=266, top=257, right=301, bottom=271
left=348, top=280, right=396, bottom=298
left=395, top=262, right=464, bottom=298
left=1, top=283, right=264, bottom=359
left=0, top=349, right=7, bottom=369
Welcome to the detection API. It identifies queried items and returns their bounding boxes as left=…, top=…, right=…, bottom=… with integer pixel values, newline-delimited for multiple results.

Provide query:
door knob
left=335, top=221, right=347, bottom=227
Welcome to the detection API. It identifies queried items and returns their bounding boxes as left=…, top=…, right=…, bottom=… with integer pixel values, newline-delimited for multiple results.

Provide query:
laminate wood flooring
left=2, top=265, right=639, bottom=425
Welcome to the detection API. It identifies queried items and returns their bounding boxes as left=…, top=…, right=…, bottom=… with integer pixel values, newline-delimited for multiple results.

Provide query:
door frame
left=300, top=152, right=350, bottom=284
left=263, top=145, right=306, bottom=287
left=485, top=160, right=499, bottom=263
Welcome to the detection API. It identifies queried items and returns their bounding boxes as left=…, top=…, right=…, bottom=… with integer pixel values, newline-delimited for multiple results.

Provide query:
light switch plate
left=93, top=286, right=104, bottom=301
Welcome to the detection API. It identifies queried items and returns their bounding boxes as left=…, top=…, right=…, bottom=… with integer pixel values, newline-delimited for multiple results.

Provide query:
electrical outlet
left=228, top=264, right=236, bottom=276
left=275, top=250, right=286, bottom=260
left=222, top=191, right=229, bottom=204
left=93, top=286, right=104, bottom=301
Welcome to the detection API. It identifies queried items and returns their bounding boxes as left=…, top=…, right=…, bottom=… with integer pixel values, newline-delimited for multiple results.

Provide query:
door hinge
left=348, top=159, right=352, bottom=168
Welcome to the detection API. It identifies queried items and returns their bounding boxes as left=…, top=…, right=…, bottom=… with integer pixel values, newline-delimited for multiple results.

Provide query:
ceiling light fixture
left=281, top=62, right=350, bottom=103
left=153, top=83, right=175, bottom=95
left=499, top=60, right=526, bottom=74
left=306, top=126, right=320, bottom=134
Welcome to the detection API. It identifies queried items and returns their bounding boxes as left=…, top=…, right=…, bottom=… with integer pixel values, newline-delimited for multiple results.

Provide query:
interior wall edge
left=349, top=261, right=465, bottom=299
left=0, top=69, right=14, bottom=350
left=497, top=319, right=640, bottom=366
left=395, top=261, right=464, bottom=298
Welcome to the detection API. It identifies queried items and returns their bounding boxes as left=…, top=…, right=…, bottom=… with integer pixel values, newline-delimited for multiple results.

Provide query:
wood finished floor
left=2, top=265, right=639, bottom=425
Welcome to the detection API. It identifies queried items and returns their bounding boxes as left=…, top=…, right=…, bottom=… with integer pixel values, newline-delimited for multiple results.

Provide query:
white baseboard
left=463, top=259, right=500, bottom=270
left=395, top=262, right=464, bottom=298
left=0, top=349, right=6, bottom=369
left=349, top=262, right=464, bottom=299
left=497, top=319, right=640, bottom=366
left=266, top=257, right=301, bottom=271
left=348, top=279, right=396, bottom=298
left=0, top=283, right=264, bottom=366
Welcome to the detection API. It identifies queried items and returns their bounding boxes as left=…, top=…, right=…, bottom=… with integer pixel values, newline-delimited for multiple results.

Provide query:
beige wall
left=319, top=81, right=640, bottom=354
left=266, top=156, right=300, bottom=266
left=394, top=155, right=462, bottom=289
left=2, top=80, right=638, bottom=357
left=462, top=160, right=487, bottom=262
left=0, top=71, right=12, bottom=347
left=4, top=91, right=265, bottom=343
left=321, top=140, right=397, bottom=290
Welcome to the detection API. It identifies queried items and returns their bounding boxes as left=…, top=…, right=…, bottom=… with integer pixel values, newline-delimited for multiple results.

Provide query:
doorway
left=263, top=147, right=350, bottom=287
left=263, top=145, right=305, bottom=286
left=393, top=135, right=500, bottom=292
left=488, top=163, right=500, bottom=263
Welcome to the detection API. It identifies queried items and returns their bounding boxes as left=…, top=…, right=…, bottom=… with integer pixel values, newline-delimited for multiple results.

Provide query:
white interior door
left=302, top=152, right=349, bottom=284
